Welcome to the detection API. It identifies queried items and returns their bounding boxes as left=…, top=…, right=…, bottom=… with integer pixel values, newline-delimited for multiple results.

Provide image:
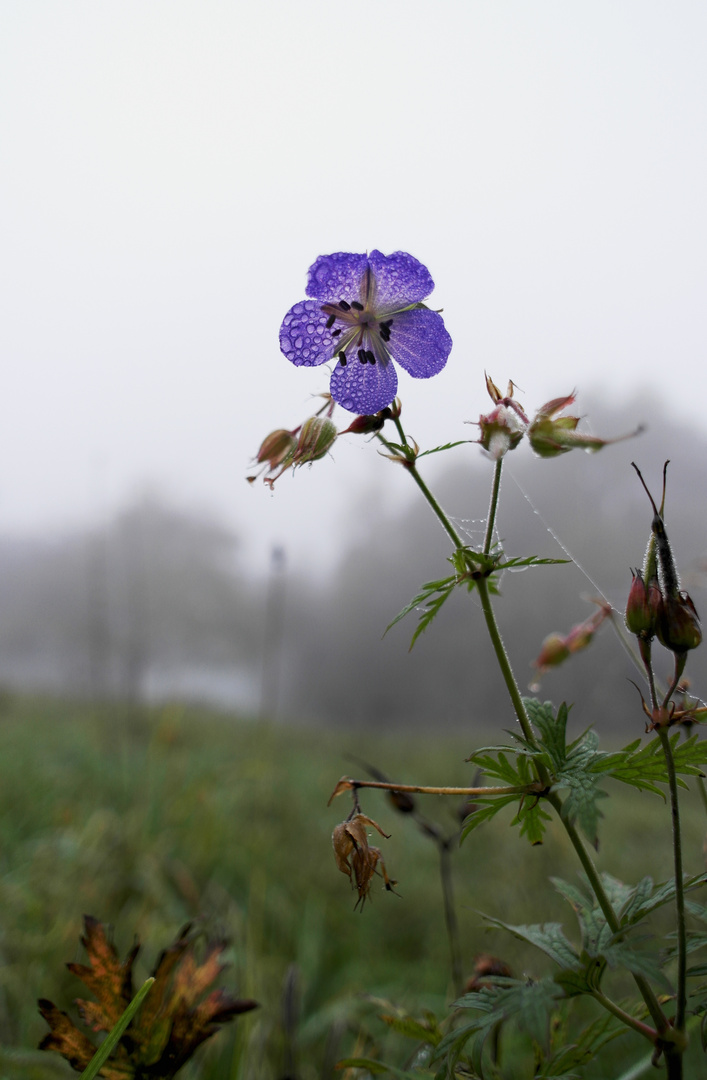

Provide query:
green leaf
left=79, top=979, right=154, bottom=1080
left=622, top=873, right=707, bottom=927
left=600, top=733, right=707, bottom=796
left=379, top=1012, right=441, bottom=1047
left=513, top=797, right=552, bottom=845
left=480, top=916, right=579, bottom=969
left=525, top=698, right=568, bottom=769
left=441, top=978, right=564, bottom=1061
left=417, top=439, right=474, bottom=458
left=495, top=555, right=571, bottom=570
left=384, top=575, right=457, bottom=650
left=459, top=794, right=519, bottom=841
left=541, top=1010, right=626, bottom=1076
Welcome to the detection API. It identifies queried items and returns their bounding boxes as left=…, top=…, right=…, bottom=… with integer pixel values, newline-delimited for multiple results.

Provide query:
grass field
left=0, top=695, right=706, bottom=1078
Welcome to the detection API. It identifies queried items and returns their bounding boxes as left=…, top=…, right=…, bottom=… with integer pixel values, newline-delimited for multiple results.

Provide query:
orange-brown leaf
left=38, top=999, right=97, bottom=1072
left=66, top=915, right=137, bottom=1030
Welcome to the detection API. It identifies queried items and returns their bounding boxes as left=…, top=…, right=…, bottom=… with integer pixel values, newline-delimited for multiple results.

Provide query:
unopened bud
left=339, top=407, right=392, bottom=436
left=534, top=633, right=570, bottom=672
left=657, top=591, right=702, bottom=654
left=256, top=428, right=297, bottom=469
left=529, top=393, right=640, bottom=457
left=625, top=570, right=661, bottom=639
left=292, top=416, right=337, bottom=466
left=476, top=404, right=526, bottom=459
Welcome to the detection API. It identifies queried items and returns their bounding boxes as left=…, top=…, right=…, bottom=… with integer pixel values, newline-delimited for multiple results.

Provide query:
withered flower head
left=332, top=813, right=398, bottom=910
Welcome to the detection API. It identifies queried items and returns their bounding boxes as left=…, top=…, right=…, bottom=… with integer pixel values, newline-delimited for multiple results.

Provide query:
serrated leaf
left=622, top=873, right=707, bottom=927
left=460, top=794, right=519, bottom=841
left=514, top=798, right=552, bottom=845
left=441, top=978, right=564, bottom=1061
left=480, top=916, right=579, bottom=968
left=417, top=439, right=474, bottom=458
left=39, top=918, right=257, bottom=1079
left=384, top=575, right=457, bottom=650
left=600, top=733, right=707, bottom=796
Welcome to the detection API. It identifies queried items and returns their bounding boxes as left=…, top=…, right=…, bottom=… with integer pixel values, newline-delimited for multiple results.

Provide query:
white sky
left=1, top=2, right=706, bottom=574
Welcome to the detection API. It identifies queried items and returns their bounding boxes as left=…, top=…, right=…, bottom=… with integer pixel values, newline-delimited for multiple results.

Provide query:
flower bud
left=476, top=404, right=526, bottom=459
left=529, top=393, right=640, bottom=457
left=292, top=416, right=337, bottom=465
left=657, top=591, right=702, bottom=654
left=625, top=569, right=661, bottom=640
left=339, top=407, right=392, bottom=436
left=533, top=633, right=570, bottom=672
left=256, top=428, right=297, bottom=469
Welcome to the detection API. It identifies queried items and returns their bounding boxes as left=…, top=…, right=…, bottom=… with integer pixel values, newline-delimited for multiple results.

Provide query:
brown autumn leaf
left=38, top=916, right=258, bottom=1078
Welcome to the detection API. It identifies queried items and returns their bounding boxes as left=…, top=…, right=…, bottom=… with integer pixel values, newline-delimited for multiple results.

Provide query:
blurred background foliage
left=1, top=697, right=706, bottom=1078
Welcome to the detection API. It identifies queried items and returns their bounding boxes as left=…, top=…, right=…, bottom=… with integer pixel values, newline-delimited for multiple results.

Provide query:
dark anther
left=325, top=313, right=336, bottom=329
left=338, top=300, right=351, bottom=311
left=379, top=326, right=391, bottom=342
left=366, top=350, right=376, bottom=364
left=331, top=328, right=342, bottom=337
left=357, top=348, right=367, bottom=363
left=351, top=300, right=364, bottom=311
left=338, top=351, right=347, bottom=366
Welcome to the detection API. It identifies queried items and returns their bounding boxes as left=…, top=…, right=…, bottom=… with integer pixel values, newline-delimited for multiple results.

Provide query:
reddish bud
left=657, top=591, right=702, bottom=654
left=625, top=569, right=661, bottom=640
left=339, top=407, right=392, bottom=436
left=256, top=428, right=297, bottom=469
left=532, top=601, right=611, bottom=677
left=533, top=633, right=570, bottom=672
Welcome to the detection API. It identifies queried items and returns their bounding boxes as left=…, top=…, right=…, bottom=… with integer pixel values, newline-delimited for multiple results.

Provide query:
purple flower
left=279, top=251, right=452, bottom=414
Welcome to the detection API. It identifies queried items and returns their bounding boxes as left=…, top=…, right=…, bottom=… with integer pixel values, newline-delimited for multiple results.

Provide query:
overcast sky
left=1, top=2, right=706, bottom=575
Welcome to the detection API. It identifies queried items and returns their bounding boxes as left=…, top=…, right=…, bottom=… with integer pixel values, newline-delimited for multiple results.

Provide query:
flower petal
left=279, top=300, right=334, bottom=367
left=306, top=253, right=369, bottom=302
left=368, top=250, right=434, bottom=306
left=329, top=356, right=398, bottom=415
left=387, top=308, right=452, bottom=379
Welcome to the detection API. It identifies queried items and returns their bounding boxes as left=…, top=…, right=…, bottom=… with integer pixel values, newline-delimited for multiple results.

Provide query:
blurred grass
left=0, top=695, right=706, bottom=1078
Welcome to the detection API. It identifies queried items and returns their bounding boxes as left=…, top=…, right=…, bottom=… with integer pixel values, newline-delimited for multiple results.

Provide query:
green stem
left=381, top=438, right=673, bottom=1044
left=545, top=792, right=669, bottom=1035
left=483, top=459, right=503, bottom=555
left=476, top=576, right=536, bottom=750
left=590, top=990, right=657, bottom=1043
left=657, top=727, right=687, bottom=1033
left=375, top=430, right=463, bottom=549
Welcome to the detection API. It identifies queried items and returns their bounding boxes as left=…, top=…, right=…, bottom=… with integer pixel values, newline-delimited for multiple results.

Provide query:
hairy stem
left=475, top=576, right=537, bottom=751
left=483, top=458, right=503, bottom=555
left=657, top=727, right=687, bottom=1032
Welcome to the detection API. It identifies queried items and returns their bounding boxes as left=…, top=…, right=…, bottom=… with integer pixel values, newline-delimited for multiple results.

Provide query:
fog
left=1, top=3, right=707, bottom=582
left=1, top=396, right=704, bottom=736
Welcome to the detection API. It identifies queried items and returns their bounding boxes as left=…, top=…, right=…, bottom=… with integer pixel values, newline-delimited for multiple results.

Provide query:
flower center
left=320, top=298, right=394, bottom=369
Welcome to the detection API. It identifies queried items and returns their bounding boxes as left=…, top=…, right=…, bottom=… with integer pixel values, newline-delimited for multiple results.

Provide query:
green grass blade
left=79, top=977, right=154, bottom=1080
